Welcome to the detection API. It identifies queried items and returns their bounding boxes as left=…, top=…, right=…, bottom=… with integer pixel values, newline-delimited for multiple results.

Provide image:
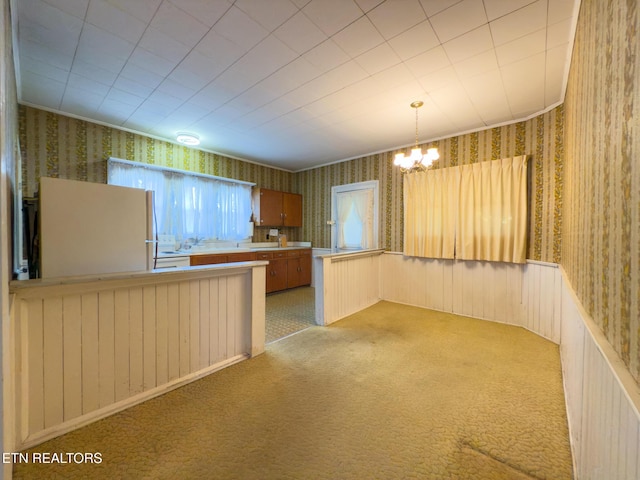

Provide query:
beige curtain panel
left=456, top=156, right=528, bottom=263
left=403, top=156, right=528, bottom=264
left=403, top=167, right=459, bottom=259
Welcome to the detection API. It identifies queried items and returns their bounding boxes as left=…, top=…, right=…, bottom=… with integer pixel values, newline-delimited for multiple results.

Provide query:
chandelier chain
left=415, top=106, right=419, bottom=149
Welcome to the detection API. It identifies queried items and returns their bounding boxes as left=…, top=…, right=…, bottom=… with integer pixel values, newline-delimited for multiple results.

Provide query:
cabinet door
left=257, top=189, right=283, bottom=226
left=266, top=258, right=288, bottom=293
left=190, top=254, right=228, bottom=266
left=298, top=250, right=312, bottom=286
left=287, top=256, right=301, bottom=288
left=282, top=192, right=302, bottom=227
left=287, top=250, right=311, bottom=288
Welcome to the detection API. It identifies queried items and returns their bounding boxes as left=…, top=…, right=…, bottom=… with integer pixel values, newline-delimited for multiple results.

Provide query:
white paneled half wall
left=315, top=250, right=640, bottom=479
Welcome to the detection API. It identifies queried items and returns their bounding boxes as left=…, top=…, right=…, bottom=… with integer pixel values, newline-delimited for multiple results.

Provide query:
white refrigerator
left=39, top=177, right=154, bottom=278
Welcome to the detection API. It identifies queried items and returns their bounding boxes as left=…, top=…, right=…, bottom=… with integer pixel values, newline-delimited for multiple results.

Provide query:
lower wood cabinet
left=286, top=249, right=311, bottom=289
left=257, top=249, right=312, bottom=293
left=191, top=249, right=311, bottom=294
left=190, top=251, right=257, bottom=266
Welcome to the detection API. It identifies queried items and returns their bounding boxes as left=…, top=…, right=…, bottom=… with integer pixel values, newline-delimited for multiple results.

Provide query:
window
left=108, top=158, right=253, bottom=243
left=403, top=156, right=528, bottom=263
left=331, top=181, right=379, bottom=251
left=341, top=201, right=364, bottom=248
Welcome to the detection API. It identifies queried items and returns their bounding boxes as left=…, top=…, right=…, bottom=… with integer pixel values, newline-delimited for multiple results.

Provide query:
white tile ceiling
left=14, top=0, right=580, bottom=171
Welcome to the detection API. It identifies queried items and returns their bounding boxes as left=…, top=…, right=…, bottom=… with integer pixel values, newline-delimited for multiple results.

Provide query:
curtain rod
left=107, top=157, right=256, bottom=187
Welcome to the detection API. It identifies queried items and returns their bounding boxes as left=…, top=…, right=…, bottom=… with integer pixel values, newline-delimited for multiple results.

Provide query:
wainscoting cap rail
left=322, top=248, right=386, bottom=263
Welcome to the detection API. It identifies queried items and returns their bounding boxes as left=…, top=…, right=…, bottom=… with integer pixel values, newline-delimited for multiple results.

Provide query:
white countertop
left=9, top=260, right=270, bottom=290
left=156, top=242, right=312, bottom=258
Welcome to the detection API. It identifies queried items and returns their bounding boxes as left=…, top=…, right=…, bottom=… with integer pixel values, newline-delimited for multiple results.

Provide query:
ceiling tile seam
left=217, top=2, right=478, bottom=130
left=484, top=0, right=539, bottom=23
left=88, top=1, right=248, bottom=129
left=145, top=0, right=428, bottom=133
left=115, top=1, right=236, bottom=130
left=543, top=0, right=550, bottom=106
left=185, top=29, right=370, bottom=133
left=57, top=0, right=90, bottom=111
left=434, top=22, right=500, bottom=124
left=430, top=1, right=545, bottom=49
left=84, top=1, right=167, bottom=126
left=478, top=5, right=515, bottom=120
left=137, top=4, right=344, bottom=133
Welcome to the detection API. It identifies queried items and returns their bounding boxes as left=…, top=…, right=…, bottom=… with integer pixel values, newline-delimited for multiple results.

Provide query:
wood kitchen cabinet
left=190, top=251, right=256, bottom=266
left=252, top=188, right=302, bottom=227
left=257, top=249, right=311, bottom=293
left=189, top=248, right=311, bottom=294
left=286, top=249, right=311, bottom=288
left=257, top=251, right=288, bottom=293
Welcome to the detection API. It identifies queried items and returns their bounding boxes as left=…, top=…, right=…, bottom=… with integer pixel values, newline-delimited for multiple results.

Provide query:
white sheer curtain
left=403, top=168, right=458, bottom=259
left=403, top=156, right=527, bottom=263
left=456, top=156, right=527, bottom=263
left=337, top=191, right=354, bottom=248
left=108, top=160, right=252, bottom=242
left=351, top=189, right=373, bottom=249
left=108, top=161, right=168, bottom=231
left=212, top=181, right=253, bottom=241
left=336, top=189, right=373, bottom=249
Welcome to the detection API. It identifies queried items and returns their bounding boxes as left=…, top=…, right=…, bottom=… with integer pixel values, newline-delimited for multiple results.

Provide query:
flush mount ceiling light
left=176, top=132, right=200, bottom=146
left=393, top=101, right=439, bottom=173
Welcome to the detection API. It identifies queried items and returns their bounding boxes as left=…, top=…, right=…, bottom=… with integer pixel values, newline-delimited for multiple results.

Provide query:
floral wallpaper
left=18, top=106, right=299, bottom=242
left=563, top=0, right=640, bottom=384
left=19, top=102, right=563, bottom=262
left=296, top=107, right=564, bottom=261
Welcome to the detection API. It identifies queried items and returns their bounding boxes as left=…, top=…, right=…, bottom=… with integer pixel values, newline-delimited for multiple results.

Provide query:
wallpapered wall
left=297, top=106, right=564, bottom=260
left=20, top=104, right=564, bottom=262
left=18, top=105, right=299, bottom=242
left=563, top=0, right=640, bottom=384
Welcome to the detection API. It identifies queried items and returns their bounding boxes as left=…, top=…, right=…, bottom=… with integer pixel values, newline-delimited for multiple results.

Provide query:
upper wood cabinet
left=252, top=188, right=302, bottom=227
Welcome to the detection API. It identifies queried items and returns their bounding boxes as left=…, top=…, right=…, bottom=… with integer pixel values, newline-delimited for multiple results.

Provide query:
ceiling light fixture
left=393, top=101, right=439, bottom=172
left=176, top=132, right=200, bottom=146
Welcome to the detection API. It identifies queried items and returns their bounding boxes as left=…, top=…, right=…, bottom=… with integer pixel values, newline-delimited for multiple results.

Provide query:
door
left=331, top=181, right=379, bottom=251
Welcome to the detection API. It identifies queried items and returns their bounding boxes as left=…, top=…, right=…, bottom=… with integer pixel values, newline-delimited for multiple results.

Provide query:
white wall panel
left=560, top=269, right=640, bottom=480
left=316, top=250, right=384, bottom=326
left=11, top=264, right=266, bottom=450
left=381, top=254, right=542, bottom=335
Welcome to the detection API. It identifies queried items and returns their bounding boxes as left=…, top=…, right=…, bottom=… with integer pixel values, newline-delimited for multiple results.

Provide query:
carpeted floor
left=265, top=286, right=315, bottom=343
left=13, top=301, right=573, bottom=479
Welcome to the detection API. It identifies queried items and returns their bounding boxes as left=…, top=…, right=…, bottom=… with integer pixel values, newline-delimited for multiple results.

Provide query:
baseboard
left=17, top=354, right=248, bottom=451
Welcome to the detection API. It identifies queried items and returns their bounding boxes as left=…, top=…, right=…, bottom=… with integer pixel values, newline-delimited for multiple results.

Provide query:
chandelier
left=393, top=101, right=439, bottom=172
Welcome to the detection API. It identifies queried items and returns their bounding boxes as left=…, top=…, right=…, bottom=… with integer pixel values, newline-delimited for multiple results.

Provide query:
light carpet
left=13, top=301, right=573, bottom=479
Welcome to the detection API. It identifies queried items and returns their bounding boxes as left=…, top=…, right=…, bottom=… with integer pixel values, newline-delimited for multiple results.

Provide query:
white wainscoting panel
left=381, top=254, right=562, bottom=342
left=11, top=264, right=266, bottom=450
left=315, top=250, right=384, bottom=326
left=560, top=268, right=640, bottom=480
